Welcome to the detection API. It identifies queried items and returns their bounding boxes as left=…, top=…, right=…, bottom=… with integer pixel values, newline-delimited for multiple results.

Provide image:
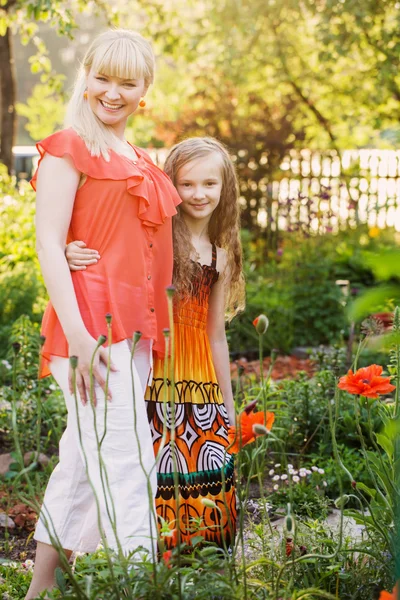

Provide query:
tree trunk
left=0, top=28, right=16, bottom=173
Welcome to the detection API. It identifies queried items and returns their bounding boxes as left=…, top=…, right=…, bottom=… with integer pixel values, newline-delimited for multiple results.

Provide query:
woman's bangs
left=92, top=39, right=147, bottom=81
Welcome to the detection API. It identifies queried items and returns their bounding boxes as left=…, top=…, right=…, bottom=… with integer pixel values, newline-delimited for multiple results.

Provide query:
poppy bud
left=105, top=313, right=112, bottom=324
left=39, top=335, right=46, bottom=347
left=201, top=498, right=218, bottom=509
left=243, top=399, right=258, bottom=415
left=253, top=314, right=269, bottom=335
left=334, top=495, right=350, bottom=509
left=12, top=342, right=21, bottom=355
left=133, top=331, right=142, bottom=344
left=285, top=514, right=294, bottom=533
left=351, top=480, right=357, bottom=489
left=166, top=285, right=176, bottom=298
left=97, top=334, right=107, bottom=345
left=163, top=328, right=170, bottom=338
left=69, top=356, right=78, bottom=369
left=253, top=423, right=269, bottom=436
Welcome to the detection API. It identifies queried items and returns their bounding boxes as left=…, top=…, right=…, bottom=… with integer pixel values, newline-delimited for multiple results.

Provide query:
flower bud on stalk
left=284, top=503, right=295, bottom=533
left=69, top=355, right=78, bottom=369
left=253, top=314, right=269, bottom=335
left=12, top=342, right=21, bottom=355
left=166, top=285, right=176, bottom=299
left=201, top=498, right=218, bottom=509
left=334, top=495, right=350, bottom=509
left=133, top=331, right=142, bottom=344
left=39, top=335, right=46, bottom=347
left=163, top=328, right=170, bottom=338
left=97, top=334, right=107, bottom=345
left=105, top=313, right=112, bottom=325
left=252, top=423, right=269, bottom=436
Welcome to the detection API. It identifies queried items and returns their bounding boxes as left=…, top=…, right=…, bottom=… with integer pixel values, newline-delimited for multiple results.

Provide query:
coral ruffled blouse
left=31, top=128, right=180, bottom=377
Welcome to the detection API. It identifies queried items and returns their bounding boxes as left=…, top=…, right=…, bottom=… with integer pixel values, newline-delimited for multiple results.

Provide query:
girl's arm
left=207, top=249, right=236, bottom=426
left=36, top=154, right=114, bottom=404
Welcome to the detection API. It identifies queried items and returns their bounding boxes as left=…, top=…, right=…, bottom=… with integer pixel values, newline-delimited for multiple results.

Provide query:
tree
left=0, top=0, right=112, bottom=172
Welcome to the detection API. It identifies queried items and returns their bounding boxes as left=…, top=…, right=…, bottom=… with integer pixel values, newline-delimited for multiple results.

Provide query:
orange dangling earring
left=139, top=98, right=146, bottom=107
left=83, top=89, right=88, bottom=100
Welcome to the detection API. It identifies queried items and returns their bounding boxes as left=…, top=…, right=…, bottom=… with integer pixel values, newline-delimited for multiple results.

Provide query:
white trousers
left=35, top=339, right=157, bottom=556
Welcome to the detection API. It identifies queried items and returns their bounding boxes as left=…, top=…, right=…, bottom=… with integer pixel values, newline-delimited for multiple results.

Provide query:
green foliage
left=16, top=83, right=66, bottom=141
left=0, top=165, right=46, bottom=358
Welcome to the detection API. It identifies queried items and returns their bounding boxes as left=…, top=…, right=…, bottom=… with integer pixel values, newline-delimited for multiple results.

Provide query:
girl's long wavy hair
left=164, top=137, right=245, bottom=320
left=65, top=29, right=155, bottom=160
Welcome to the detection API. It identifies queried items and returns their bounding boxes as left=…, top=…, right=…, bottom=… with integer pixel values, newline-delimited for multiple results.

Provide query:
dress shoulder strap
left=211, top=244, right=217, bottom=270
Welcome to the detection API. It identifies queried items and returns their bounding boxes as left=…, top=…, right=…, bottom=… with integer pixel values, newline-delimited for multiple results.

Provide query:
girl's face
left=175, top=153, right=223, bottom=224
left=86, top=69, right=147, bottom=137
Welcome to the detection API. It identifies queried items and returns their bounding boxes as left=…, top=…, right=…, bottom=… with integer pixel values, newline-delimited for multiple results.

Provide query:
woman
left=25, top=29, right=181, bottom=599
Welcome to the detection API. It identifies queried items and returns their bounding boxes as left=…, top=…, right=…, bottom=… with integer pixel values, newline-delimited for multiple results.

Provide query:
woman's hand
left=68, top=332, right=117, bottom=406
left=66, top=240, right=100, bottom=271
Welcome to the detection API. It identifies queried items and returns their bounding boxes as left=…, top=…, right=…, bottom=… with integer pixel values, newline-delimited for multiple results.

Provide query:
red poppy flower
left=285, top=538, right=294, bottom=557
left=162, top=550, right=172, bottom=568
left=228, top=410, right=275, bottom=453
left=379, top=584, right=398, bottom=600
left=337, top=364, right=395, bottom=399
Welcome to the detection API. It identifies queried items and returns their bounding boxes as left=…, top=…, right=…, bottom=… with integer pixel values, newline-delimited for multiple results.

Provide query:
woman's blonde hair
left=65, top=29, right=155, bottom=160
left=164, top=137, right=245, bottom=319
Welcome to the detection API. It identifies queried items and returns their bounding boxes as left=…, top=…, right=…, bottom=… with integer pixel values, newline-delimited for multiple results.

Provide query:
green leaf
left=375, top=432, right=394, bottom=459
left=55, top=567, right=67, bottom=592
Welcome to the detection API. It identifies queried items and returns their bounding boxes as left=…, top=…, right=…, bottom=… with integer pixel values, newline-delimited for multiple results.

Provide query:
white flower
left=280, top=474, right=288, bottom=481
left=269, top=469, right=275, bottom=476
left=323, top=481, right=328, bottom=487
left=292, top=475, right=300, bottom=483
left=273, top=475, right=280, bottom=481
left=273, top=484, right=279, bottom=491
left=299, top=471, right=307, bottom=478
left=305, top=469, right=311, bottom=475
left=274, top=463, right=281, bottom=468
left=288, top=468, right=294, bottom=475
left=318, top=468, right=325, bottom=475
left=1, top=360, right=11, bottom=370
left=49, top=384, right=56, bottom=391
left=311, top=466, right=318, bottom=472
left=287, top=464, right=293, bottom=469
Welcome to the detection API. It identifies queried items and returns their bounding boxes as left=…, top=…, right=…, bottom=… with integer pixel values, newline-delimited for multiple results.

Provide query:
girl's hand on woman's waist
left=68, top=331, right=117, bottom=406
left=66, top=240, right=100, bottom=271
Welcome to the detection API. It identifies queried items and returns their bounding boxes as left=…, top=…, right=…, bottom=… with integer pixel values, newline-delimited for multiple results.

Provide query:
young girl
left=26, top=29, right=180, bottom=600
left=67, top=137, right=245, bottom=549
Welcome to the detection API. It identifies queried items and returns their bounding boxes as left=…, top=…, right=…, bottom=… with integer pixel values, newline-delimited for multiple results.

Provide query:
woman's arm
left=36, top=154, right=114, bottom=404
left=207, top=249, right=236, bottom=426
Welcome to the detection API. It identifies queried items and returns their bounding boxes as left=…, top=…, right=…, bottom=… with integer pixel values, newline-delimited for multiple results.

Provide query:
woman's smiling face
left=86, top=69, right=147, bottom=136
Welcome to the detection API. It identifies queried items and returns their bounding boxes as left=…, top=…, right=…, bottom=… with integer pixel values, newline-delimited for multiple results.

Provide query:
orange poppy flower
left=337, top=364, right=395, bottom=399
left=228, top=410, right=275, bottom=453
left=379, top=583, right=398, bottom=599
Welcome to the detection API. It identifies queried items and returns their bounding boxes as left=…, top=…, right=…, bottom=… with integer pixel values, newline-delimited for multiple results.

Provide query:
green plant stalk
left=274, top=385, right=347, bottom=596
left=353, top=397, right=392, bottom=514
left=70, top=358, right=120, bottom=598
left=11, top=353, right=25, bottom=471
left=99, top=320, right=112, bottom=447
left=166, top=293, right=183, bottom=600
left=88, top=339, right=120, bottom=555
left=231, top=369, right=248, bottom=598
left=155, top=332, right=171, bottom=554
left=366, top=403, right=397, bottom=496
left=128, top=334, right=159, bottom=577
left=393, top=309, right=400, bottom=591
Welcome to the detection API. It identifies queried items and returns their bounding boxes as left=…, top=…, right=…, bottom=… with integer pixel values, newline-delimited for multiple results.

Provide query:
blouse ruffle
left=31, top=128, right=180, bottom=228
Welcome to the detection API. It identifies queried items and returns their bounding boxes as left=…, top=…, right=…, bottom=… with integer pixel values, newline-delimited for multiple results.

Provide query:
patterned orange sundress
left=145, top=245, right=236, bottom=549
